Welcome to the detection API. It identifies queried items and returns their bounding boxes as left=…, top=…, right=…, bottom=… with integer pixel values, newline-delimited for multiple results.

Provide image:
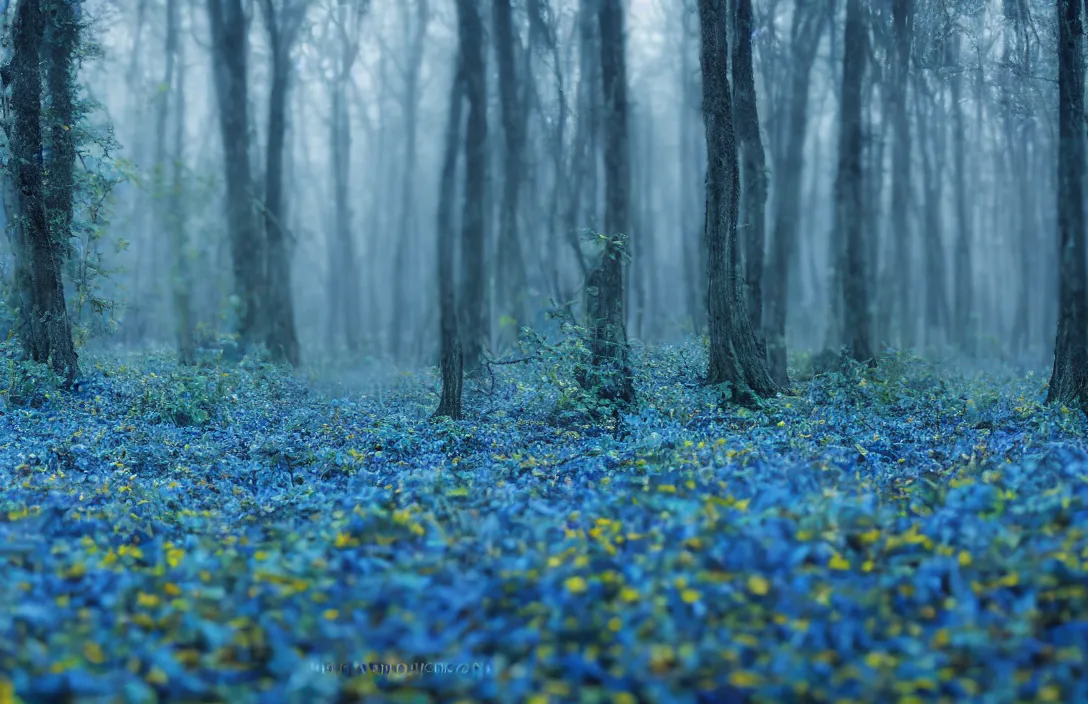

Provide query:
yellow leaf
left=680, top=588, right=700, bottom=604
left=747, top=575, right=770, bottom=596
left=728, top=670, right=761, bottom=687
left=958, top=551, right=972, bottom=567
left=829, top=553, right=850, bottom=570
left=83, top=642, right=106, bottom=664
left=565, top=576, right=588, bottom=594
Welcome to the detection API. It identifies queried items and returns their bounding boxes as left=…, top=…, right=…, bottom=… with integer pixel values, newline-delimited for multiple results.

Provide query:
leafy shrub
left=128, top=365, right=228, bottom=426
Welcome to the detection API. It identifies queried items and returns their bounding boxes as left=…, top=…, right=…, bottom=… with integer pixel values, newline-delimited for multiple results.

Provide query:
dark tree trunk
left=580, top=0, right=635, bottom=408
left=732, top=0, right=767, bottom=336
left=434, top=33, right=469, bottom=420
left=9, top=0, right=78, bottom=381
left=1047, top=0, right=1088, bottom=407
left=493, top=0, right=529, bottom=345
left=206, top=0, right=265, bottom=349
left=698, top=0, right=775, bottom=403
left=259, top=0, right=303, bottom=366
left=835, top=0, right=873, bottom=365
left=44, top=0, right=77, bottom=262
left=889, top=0, right=913, bottom=347
left=764, top=0, right=825, bottom=386
left=458, top=0, right=488, bottom=374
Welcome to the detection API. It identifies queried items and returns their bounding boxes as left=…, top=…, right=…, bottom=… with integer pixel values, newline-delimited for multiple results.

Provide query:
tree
left=3, top=0, right=79, bottom=382
left=434, top=3, right=474, bottom=420
left=155, top=0, right=195, bottom=364
left=580, top=0, right=635, bottom=408
left=697, top=0, right=775, bottom=404
left=44, top=0, right=78, bottom=259
left=390, top=0, right=428, bottom=361
left=1047, top=0, right=1088, bottom=407
left=258, top=0, right=307, bottom=366
left=493, top=0, right=530, bottom=347
left=835, top=0, right=873, bottom=365
left=763, top=0, right=827, bottom=386
left=458, top=0, right=487, bottom=374
left=731, top=0, right=767, bottom=338
left=325, top=0, right=367, bottom=355
left=206, top=0, right=265, bottom=349
left=888, top=0, right=913, bottom=347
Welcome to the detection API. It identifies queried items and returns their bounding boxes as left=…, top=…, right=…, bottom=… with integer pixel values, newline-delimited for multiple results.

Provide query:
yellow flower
left=565, top=576, right=588, bottom=594
left=747, top=575, right=770, bottom=596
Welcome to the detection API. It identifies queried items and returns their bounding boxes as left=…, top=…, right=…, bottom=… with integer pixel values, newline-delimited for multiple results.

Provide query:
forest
left=1, top=0, right=1087, bottom=701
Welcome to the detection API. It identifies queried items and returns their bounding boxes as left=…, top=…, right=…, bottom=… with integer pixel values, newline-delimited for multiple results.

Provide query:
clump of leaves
left=129, top=365, right=228, bottom=426
left=520, top=321, right=622, bottom=426
left=1, top=356, right=62, bottom=409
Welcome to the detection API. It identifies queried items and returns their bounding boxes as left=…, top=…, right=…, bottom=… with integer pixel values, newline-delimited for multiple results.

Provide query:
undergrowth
left=0, top=338, right=1086, bottom=703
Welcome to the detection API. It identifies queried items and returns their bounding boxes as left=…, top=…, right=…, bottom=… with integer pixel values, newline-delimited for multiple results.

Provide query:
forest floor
left=1, top=338, right=1087, bottom=703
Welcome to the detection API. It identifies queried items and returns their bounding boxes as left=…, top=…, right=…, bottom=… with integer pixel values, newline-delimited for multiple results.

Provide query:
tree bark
left=889, top=0, right=913, bottom=347
left=434, top=25, right=468, bottom=420
left=457, top=0, right=488, bottom=375
left=259, top=0, right=302, bottom=366
left=948, top=32, right=974, bottom=353
left=1047, top=0, right=1088, bottom=407
left=835, top=0, right=873, bottom=365
left=206, top=0, right=265, bottom=349
left=9, top=0, right=78, bottom=381
left=391, top=0, right=427, bottom=361
left=44, top=0, right=76, bottom=263
left=698, top=0, right=775, bottom=404
left=493, top=0, right=529, bottom=346
left=763, top=0, right=825, bottom=386
left=580, top=0, right=635, bottom=408
left=731, top=0, right=767, bottom=336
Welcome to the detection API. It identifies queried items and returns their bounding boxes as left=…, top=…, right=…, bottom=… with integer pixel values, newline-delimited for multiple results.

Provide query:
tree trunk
left=391, top=0, right=428, bottom=361
left=948, top=34, right=973, bottom=353
left=8, top=0, right=78, bottom=381
left=698, top=0, right=775, bottom=404
left=889, top=0, right=913, bottom=348
left=580, top=0, right=635, bottom=409
left=732, top=0, right=767, bottom=337
left=259, top=0, right=302, bottom=366
left=1047, top=0, right=1088, bottom=407
left=493, top=0, right=529, bottom=347
left=330, top=78, right=362, bottom=354
left=434, top=28, right=469, bottom=420
left=44, top=0, right=76, bottom=263
left=458, top=0, right=487, bottom=374
left=764, top=0, right=825, bottom=386
left=206, top=0, right=265, bottom=349
left=835, top=0, right=873, bottom=365
left=157, top=0, right=195, bottom=365
left=915, top=72, right=951, bottom=348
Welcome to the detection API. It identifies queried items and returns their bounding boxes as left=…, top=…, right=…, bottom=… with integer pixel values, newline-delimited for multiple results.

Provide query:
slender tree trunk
left=698, top=0, right=775, bottom=403
left=458, top=0, right=487, bottom=374
left=916, top=73, right=951, bottom=348
left=835, top=0, right=873, bottom=364
left=391, top=0, right=428, bottom=361
left=493, top=0, right=529, bottom=346
left=1048, top=0, right=1088, bottom=407
left=732, top=0, right=767, bottom=337
left=157, top=0, right=195, bottom=364
left=889, top=0, right=913, bottom=348
left=330, top=78, right=362, bottom=354
left=764, top=0, right=824, bottom=386
left=259, top=0, right=302, bottom=366
left=434, top=31, right=468, bottom=420
left=8, top=0, right=78, bottom=381
left=581, top=0, right=635, bottom=408
left=948, top=34, right=973, bottom=353
left=207, top=0, right=265, bottom=349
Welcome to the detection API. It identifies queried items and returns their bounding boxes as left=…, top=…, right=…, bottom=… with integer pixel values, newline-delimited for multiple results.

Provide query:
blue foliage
left=0, top=342, right=1086, bottom=702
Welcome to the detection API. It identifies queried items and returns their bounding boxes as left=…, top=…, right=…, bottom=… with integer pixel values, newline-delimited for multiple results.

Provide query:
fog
left=0, top=0, right=1069, bottom=389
